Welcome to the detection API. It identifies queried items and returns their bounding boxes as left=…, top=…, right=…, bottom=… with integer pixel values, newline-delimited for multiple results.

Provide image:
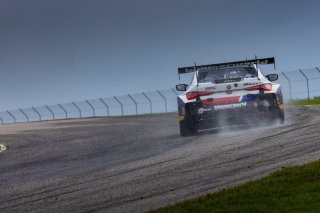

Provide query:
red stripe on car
left=201, top=96, right=240, bottom=105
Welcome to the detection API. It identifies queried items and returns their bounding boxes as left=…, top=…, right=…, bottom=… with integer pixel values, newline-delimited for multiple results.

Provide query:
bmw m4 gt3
left=176, top=57, right=284, bottom=136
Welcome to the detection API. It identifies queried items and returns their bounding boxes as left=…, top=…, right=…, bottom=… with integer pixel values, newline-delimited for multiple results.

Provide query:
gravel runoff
left=0, top=106, right=319, bottom=212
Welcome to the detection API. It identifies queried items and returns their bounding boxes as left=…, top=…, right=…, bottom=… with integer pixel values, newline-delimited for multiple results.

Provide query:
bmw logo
left=226, top=85, right=232, bottom=90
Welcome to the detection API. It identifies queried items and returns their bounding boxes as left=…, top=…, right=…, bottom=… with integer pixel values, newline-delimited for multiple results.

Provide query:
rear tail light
left=245, top=83, right=272, bottom=91
left=186, top=91, right=213, bottom=100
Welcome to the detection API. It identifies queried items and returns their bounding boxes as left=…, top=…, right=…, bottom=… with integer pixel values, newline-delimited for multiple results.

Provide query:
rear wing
left=178, top=57, right=275, bottom=74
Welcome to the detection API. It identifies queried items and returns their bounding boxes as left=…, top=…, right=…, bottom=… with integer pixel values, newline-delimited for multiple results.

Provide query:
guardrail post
left=45, top=105, right=55, bottom=120
left=113, top=96, right=124, bottom=116
left=99, top=98, right=110, bottom=116
left=32, top=107, right=42, bottom=121
left=85, top=100, right=95, bottom=117
left=7, top=111, right=16, bottom=123
left=72, top=102, right=82, bottom=118
left=128, top=94, right=138, bottom=115
left=0, top=116, right=3, bottom=124
left=19, top=108, right=29, bottom=122
left=299, top=69, right=310, bottom=100
left=157, top=90, right=167, bottom=112
left=142, top=92, right=152, bottom=113
left=58, top=104, right=68, bottom=119
left=171, top=88, right=178, bottom=95
left=281, top=72, right=292, bottom=100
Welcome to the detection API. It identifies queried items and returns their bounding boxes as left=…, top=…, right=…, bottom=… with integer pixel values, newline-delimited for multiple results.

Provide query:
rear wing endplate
left=178, top=57, right=275, bottom=74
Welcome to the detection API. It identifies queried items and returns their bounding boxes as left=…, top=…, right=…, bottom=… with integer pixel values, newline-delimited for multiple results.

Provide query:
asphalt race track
left=0, top=106, right=320, bottom=212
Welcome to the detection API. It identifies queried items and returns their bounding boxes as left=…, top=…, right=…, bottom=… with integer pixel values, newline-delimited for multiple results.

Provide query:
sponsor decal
left=205, top=86, right=216, bottom=91
left=183, top=59, right=271, bottom=73
left=202, top=96, right=240, bottom=105
left=241, top=94, right=259, bottom=102
left=243, top=82, right=259, bottom=86
left=178, top=57, right=275, bottom=74
left=214, top=102, right=247, bottom=110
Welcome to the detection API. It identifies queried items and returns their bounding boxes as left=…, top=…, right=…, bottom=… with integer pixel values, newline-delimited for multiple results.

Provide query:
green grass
left=288, top=97, right=320, bottom=106
left=149, top=160, right=320, bottom=213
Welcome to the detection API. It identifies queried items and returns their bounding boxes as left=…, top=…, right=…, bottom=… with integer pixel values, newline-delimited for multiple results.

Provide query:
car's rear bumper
left=197, top=103, right=262, bottom=128
left=178, top=93, right=284, bottom=127
left=191, top=97, right=281, bottom=128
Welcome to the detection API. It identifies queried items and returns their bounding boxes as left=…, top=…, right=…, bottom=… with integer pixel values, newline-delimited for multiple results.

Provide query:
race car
left=176, top=57, right=285, bottom=136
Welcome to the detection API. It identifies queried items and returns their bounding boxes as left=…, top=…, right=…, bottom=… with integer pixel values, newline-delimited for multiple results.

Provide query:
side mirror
left=176, top=84, right=188, bottom=91
left=266, top=74, right=278, bottom=81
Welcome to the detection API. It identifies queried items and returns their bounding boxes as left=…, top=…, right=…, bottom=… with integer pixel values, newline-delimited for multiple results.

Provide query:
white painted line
left=0, top=144, right=6, bottom=152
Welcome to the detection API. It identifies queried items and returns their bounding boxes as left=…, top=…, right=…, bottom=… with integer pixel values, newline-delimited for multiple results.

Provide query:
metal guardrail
left=275, top=67, right=320, bottom=100
left=0, top=88, right=180, bottom=124
left=1, top=67, right=320, bottom=124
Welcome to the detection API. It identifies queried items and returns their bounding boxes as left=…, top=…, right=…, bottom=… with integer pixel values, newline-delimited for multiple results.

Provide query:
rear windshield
left=198, top=67, right=257, bottom=84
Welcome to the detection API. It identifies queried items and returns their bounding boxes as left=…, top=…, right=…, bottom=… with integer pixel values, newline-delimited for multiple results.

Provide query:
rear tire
left=179, top=117, right=198, bottom=136
left=270, top=106, right=285, bottom=125
left=259, top=95, right=285, bottom=125
left=278, top=110, right=285, bottom=124
left=272, top=95, right=285, bottom=124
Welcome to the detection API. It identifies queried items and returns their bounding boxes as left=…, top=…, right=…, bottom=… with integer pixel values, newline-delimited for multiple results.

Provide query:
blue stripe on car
left=241, top=94, right=259, bottom=102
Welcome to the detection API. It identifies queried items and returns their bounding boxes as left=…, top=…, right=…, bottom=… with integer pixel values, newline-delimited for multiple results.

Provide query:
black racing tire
left=260, top=95, right=285, bottom=125
left=179, top=117, right=198, bottom=137
left=278, top=110, right=285, bottom=124
left=273, top=100, right=285, bottom=124
left=269, top=95, right=285, bottom=124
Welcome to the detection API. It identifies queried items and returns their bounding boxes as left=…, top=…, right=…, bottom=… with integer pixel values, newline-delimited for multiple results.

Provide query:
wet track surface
left=0, top=106, right=320, bottom=212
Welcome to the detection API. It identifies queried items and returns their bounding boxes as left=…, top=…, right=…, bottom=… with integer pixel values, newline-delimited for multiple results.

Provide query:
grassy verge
left=149, top=160, right=320, bottom=213
left=288, top=97, right=320, bottom=106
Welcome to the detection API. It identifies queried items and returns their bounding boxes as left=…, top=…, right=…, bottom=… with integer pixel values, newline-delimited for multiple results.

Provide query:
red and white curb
left=0, top=144, right=6, bottom=152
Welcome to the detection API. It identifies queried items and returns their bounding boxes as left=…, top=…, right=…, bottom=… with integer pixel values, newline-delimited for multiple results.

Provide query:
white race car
left=176, top=57, right=285, bottom=136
